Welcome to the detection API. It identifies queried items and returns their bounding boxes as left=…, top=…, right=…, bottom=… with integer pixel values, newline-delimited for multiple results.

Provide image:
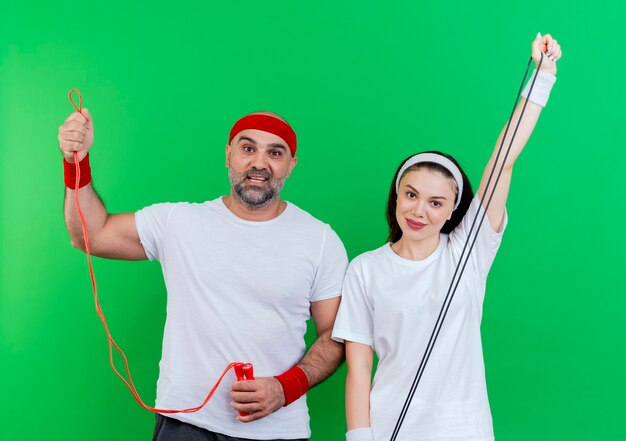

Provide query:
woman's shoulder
left=348, top=244, right=390, bottom=271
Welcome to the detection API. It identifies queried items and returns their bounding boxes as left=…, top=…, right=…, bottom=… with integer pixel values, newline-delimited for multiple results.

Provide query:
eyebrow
left=268, top=143, right=287, bottom=151
left=237, top=136, right=287, bottom=151
left=237, top=136, right=257, bottom=144
left=405, top=184, right=448, bottom=200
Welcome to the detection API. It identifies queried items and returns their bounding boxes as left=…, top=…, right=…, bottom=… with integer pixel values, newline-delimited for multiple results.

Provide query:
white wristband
left=521, top=68, right=556, bottom=108
left=346, top=427, right=374, bottom=441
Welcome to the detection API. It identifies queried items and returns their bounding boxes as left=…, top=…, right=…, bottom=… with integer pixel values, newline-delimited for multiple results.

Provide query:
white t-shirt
left=136, top=198, right=348, bottom=440
left=332, top=198, right=507, bottom=441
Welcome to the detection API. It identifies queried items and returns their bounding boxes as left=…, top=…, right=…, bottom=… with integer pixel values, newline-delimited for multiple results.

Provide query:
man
left=58, top=108, right=348, bottom=441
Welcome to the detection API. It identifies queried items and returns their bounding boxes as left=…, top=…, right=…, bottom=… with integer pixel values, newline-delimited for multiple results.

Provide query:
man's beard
left=228, top=167, right=286, bottom=210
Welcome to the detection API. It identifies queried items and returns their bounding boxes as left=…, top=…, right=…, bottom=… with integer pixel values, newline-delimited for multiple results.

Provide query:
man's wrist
left=63, top=154, right=92, bottom=189
left=274, top=366, right=310, bottom=406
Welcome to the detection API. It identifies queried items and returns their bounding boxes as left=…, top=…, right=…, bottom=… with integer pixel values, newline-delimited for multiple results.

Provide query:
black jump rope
left=389, top=53, right=544, bottom=441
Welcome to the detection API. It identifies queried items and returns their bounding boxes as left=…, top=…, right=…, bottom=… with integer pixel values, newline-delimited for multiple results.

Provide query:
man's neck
left=222, top=195, right=287, bottom=222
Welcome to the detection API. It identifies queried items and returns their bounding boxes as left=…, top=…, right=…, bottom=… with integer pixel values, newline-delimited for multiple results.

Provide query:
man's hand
left=533, top=33, right=562, bottom=76
left=230, top=377, right=285, bottom=422
left=58, top=109, right=94, bottom=162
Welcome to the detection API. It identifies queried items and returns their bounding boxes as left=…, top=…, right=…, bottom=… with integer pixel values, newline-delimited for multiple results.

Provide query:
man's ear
left=225, top=143, right=231, bottom=167
left=286, top=155, right=298, bottom=178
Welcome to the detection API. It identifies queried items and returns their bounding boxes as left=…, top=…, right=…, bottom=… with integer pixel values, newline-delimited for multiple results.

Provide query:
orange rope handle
left=70, top=89, right=240, bottom=413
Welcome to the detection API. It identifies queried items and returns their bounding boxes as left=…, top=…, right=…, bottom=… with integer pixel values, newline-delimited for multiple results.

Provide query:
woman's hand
left=532, top=32, right=562, bottom=76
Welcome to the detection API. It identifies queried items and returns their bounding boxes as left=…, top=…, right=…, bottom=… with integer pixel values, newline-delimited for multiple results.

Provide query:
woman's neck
left=391, top=233, right=441, bottom=261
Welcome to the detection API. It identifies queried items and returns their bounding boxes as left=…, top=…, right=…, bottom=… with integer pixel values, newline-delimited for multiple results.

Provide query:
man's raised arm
left=59, top=108, right=147, bottom=260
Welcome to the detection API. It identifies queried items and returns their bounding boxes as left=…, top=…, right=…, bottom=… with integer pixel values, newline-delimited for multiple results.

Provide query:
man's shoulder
left=282, top=202, right=349, bottom=250
left=284, top=202, right=331, bottom=229
left=137, top=200, right=219, bottom=223
left=138, top=200, right=202, bottom=213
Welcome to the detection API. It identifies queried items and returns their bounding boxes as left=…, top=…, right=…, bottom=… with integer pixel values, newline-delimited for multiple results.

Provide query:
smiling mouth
left=246, top=176, right=269, bottom=185
left=406, top=219, right=426, bottom=230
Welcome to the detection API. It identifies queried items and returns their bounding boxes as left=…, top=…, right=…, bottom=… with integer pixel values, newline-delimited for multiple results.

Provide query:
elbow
left=316, top=327, right=334, bottom=340
left=70, top=237, right=87, bottom=253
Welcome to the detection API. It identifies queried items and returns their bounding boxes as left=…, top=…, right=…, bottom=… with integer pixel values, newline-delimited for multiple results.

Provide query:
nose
left=249, top=151, right=269, bottom=170
left=412, top=201, right=426, bottom=218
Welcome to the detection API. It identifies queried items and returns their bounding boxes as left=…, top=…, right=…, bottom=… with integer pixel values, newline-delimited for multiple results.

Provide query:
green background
left=1, top=1, right=624, bottom=440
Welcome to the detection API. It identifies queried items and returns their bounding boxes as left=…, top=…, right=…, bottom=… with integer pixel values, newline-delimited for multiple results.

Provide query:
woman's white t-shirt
left=333, top=197, right=507, bottom=441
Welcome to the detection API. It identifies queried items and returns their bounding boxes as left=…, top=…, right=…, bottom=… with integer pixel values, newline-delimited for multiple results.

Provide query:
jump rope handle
left=234, top=363, right=255, bottom=416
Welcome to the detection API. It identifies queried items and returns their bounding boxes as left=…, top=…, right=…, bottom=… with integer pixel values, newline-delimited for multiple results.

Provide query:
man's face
left=226, top=129, right=297, bottom=210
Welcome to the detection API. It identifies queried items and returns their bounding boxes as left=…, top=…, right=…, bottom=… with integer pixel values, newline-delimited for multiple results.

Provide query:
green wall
left=1, top=1, right=624, bottom=439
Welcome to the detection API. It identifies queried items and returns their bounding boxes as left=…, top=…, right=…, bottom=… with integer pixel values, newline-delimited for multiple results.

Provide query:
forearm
left=346, top=366, right=371, bottom=429
left=493, top=97, right=542, bottom=170
left=345, top=341, right=373, bottom=431
left=487, top=50, right=557, bottom=176
left=477, top=98, right=542, bottom=230
left=297, top=328, right=345, bottom=387
left=64, top=184, right=109, bottom=252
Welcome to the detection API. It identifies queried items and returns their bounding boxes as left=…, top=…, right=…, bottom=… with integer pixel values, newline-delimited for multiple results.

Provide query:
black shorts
left=153, top=414, right=308, bottom=441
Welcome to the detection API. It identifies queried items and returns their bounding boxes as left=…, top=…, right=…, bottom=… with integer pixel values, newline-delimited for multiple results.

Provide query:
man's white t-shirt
left=136, top=197, right=348, bottom=440
left=332, top=198, right=506, bottom=441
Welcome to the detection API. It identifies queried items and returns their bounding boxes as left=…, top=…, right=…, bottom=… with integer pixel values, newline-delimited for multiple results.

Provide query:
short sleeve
left=135, top=203, right=177, bottom=261
left=448, top=197, right=507, bottom=280
left=332, top=264, right=374, bottom=348
left=309, top=225, right=348, bottom=302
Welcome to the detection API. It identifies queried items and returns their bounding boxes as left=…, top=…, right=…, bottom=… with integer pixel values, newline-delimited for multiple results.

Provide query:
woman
left=332, top=34, right=562, bottom=441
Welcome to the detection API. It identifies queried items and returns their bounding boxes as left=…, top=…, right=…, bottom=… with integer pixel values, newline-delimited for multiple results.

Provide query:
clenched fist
left=231, top=377, right=286, bottom=423
left=58, top=109, right=94, bottom=163
left=533, top=33, right=562, bottom=76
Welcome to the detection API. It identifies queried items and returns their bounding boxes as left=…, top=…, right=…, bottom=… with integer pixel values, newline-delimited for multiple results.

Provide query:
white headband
left=395, top=153, right=464, bottom=210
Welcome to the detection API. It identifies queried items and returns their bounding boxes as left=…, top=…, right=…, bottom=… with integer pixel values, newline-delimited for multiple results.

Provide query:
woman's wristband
left=274, top=366, right=309, bottom=406
left=521, top=68, right=556, bottom=108
left=346, top=427, right=374, bottom=441
left=63, top=154, right=92, bottom=189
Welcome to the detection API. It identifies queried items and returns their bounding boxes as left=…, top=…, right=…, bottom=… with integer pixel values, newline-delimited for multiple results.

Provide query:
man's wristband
left=346, top=428, right=374, bottom=441
left=521, top=68, right=557, bottom=108
left=274, top=366, right=309, bottom=406
left=63, top=154, right=92, bottom=189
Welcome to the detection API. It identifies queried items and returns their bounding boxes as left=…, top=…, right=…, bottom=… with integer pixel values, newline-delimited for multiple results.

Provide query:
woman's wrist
left=346, top=427, right=374, bottom=441
left=538, top=62, right=557, bottom=76
left=521, top=69, right=557, bottom=107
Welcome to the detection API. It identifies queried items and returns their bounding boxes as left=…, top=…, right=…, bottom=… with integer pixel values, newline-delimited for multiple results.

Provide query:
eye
left=243, top=145, right=254, bottom=153
left=269, top=150, right=282, bottom=158
left=406, top=191, right=416, bottom=199
left=431, top=201, right=442, bottom=207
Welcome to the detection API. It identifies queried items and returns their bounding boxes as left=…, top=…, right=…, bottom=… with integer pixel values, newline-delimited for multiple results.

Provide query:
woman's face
left=396, top=168, right=457, bottom=242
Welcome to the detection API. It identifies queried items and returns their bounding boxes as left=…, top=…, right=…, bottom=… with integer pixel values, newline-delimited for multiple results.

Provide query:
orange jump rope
left=67, top=89, right=254, bottom=414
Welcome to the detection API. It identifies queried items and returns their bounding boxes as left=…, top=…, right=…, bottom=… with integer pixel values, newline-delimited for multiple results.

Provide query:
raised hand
left=532, top=32, right=562, bottom=75
left=58, top=108, right=94, bottom=163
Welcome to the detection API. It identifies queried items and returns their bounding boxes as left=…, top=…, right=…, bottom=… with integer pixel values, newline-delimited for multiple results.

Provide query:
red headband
left=229, top=114, right=297, bottom=157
